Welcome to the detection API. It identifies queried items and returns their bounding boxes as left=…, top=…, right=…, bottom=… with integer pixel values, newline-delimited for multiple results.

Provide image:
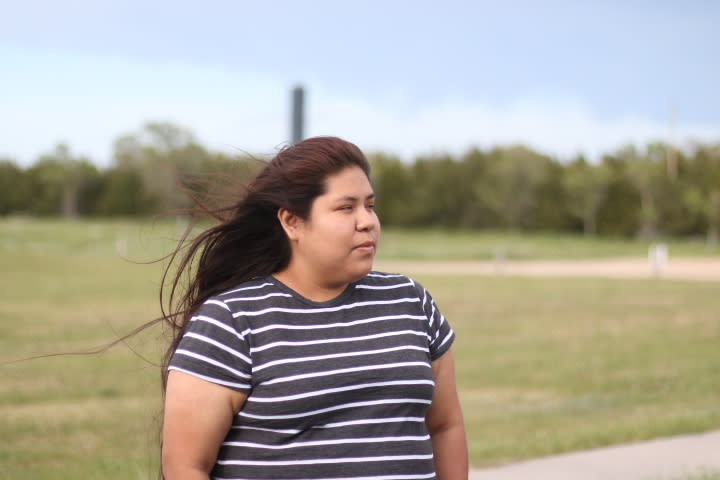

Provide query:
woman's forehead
left=322, top=167, right=374, bottom=196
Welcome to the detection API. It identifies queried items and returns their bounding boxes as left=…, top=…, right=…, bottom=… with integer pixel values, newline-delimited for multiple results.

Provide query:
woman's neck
left=272, top=266, right=349, bottom=303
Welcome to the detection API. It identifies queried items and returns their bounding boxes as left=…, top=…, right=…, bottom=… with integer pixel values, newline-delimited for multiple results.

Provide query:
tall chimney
left=291, top=85, right=305, bottom=144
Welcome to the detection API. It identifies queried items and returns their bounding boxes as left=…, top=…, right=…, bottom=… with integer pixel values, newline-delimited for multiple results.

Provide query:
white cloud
left=0, top=48, right=290, bottom=165
left=310, top=93, right=720, bottom=162
left=1, top=47, right=718, bottom=167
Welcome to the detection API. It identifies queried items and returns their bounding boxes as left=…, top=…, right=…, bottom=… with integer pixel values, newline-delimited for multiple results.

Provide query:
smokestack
left=291, top=85, right=305, bottom=144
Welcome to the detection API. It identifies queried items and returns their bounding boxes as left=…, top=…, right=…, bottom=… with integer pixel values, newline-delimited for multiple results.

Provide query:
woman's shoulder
left=203, top=276, right=283, bottom=308
left=357, top=271, right=424, bottom=294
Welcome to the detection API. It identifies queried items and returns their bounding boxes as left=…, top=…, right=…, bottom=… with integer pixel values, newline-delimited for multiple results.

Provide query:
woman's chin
left=352, top=260, right=375, bottom=279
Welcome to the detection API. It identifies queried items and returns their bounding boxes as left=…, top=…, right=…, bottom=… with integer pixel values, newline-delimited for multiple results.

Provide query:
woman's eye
left=367, top=204, right=376, bottom=210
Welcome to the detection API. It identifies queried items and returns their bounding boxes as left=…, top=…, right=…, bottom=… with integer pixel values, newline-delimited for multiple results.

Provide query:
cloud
left=2, top=46, right=718, bottom=167
left=0, top=47, right=290, bottom=165
left=311, top=93, right=720, bottom=162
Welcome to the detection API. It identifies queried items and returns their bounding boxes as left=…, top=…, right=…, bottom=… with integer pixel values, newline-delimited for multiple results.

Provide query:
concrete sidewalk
left=469, top=430, right=720, bottom=480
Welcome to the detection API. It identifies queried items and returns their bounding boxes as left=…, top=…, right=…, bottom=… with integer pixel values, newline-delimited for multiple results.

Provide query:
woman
left=161, top=136, right=468, bottom=480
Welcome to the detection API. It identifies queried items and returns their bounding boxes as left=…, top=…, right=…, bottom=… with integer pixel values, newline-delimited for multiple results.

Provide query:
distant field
left=1, top=217, right=718, bottom=261
left=377, top=228, right=719, bottom=260
left=1, top=218, right=719, bottom=478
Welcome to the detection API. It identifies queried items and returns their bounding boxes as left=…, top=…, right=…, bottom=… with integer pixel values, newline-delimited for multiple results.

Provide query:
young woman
left=161, top=136, right=468, bottom=480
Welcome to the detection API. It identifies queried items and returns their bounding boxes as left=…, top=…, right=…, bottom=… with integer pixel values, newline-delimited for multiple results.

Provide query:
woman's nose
left=356, top=207, right=376, bottom=231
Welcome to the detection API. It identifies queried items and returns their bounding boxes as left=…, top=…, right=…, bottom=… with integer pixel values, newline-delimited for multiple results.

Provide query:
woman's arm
left=425, top=350, right=469, bottom=480
left=162, top=370, right=248, bottom=480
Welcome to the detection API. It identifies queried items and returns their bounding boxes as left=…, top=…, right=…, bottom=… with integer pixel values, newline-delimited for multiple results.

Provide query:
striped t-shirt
left=168, top=271, right=455, bottom=480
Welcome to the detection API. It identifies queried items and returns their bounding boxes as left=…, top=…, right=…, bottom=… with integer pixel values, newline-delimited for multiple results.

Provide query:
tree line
left=1, top=122, right=719, bottom=241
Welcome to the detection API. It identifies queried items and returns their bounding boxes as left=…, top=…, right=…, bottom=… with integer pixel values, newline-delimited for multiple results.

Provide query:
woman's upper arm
left=162, top=370, right=248, bottom=478
left=426, top=350, right=469, bottom=480
left=426, top=350, right=464, bottom=432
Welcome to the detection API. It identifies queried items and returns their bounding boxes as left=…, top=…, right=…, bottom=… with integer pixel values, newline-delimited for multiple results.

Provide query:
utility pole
left=667, top=105, right=678, bottom=181
left=291, top=85, right=305, bottom=144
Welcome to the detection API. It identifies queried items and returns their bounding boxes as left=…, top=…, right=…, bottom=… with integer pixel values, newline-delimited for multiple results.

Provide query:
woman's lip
left=354, top=242, right=376, bottom=250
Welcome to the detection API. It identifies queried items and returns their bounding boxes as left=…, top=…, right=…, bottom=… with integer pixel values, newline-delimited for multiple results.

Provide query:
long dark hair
left=160, top=136, right=371, bottom=387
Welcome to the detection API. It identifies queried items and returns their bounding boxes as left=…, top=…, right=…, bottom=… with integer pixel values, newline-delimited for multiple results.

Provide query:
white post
left=648, top=243, right=668, bottom=278
left=115, top=235, right=128, bottom=257
left=493, top=247, right=506, bottom=276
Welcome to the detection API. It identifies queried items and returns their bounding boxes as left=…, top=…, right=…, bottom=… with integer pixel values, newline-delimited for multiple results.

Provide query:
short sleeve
left=414, top=281, right=455, bottom=361
left=167, top=297, right=253, bottom=392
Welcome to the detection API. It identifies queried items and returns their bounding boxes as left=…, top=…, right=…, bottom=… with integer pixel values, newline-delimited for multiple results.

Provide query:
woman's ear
left=277, top=208, right=302, bottom=241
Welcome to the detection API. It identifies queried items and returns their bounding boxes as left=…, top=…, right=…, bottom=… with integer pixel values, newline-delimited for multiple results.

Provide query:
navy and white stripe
left=168, top=272, right=455, bottom=480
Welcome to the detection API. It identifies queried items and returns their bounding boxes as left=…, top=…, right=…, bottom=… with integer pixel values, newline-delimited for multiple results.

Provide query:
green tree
left=0, top=158, right=31, bottom=215
left=684, top=188, right=720, bottom=245
left=595, top=154, right=640, bottom=237
left=683, top=144, right=720, bottom=244
left=458, top=147, right=501, bottom=229
left=368, top=152, right=412, bottom=226
left=95, top=167, right=157, bottom=216
left=535, top=159, right=573, bottom=232
left=480, top=146, right=553, bottom=230
left=112, top=122, right=212, bottom=213
left=25, top=144, right=100, bottom=217
left=617, top=145, right=664, bottom=238
left=563, top=155, right=612, bottom=235
left=406, top=155, right=451, bottom=226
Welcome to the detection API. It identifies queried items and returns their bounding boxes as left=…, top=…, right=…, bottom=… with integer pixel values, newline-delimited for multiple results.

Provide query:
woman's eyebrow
left=335, top=193, right=376, bottom=203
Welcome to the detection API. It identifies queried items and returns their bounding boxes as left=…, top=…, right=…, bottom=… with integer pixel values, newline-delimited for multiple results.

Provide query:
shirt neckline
left=266, top=275, right=358, bottom=307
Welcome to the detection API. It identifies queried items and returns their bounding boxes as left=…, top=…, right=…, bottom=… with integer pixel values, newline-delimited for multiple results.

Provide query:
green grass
left=1, top=218, right=719, bottom=477
left=409, top=273, right=720, bottom=466
left=655, top=471, right=720, bottom=480
left=377, top=228, right=720, bottom=260
left=1, top=217, right=718, bottom=262
left=1, top=219, right=165, bottom=479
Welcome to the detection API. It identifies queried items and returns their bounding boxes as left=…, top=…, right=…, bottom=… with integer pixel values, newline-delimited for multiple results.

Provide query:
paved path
left=376, top=258, right=720, bottom=281
left=469, top=430, right=720, bottom=480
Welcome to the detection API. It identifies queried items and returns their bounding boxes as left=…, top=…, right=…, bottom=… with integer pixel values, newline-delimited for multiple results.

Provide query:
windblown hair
left=160, top=136, right=371, bottom=388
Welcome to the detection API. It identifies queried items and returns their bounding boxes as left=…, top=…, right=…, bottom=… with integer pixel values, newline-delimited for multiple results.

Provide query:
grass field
left=2, top=217, right=718, bottom=261
left=666, top=472, right=720, bottom=480
left=378, top=228, right=720, bottom=260
left=1, top=218, right=719, bottom=478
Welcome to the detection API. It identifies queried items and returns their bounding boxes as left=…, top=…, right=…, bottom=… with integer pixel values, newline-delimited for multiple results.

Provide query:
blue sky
left=2, top=0, right=718, bottom=166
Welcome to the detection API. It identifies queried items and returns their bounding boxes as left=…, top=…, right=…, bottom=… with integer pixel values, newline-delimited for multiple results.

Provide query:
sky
left=1, top=0, right=719, bottom=167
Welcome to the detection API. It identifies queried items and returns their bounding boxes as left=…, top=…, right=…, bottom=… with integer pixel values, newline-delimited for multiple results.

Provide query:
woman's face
left=293, top=165, right=381, bottom=287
